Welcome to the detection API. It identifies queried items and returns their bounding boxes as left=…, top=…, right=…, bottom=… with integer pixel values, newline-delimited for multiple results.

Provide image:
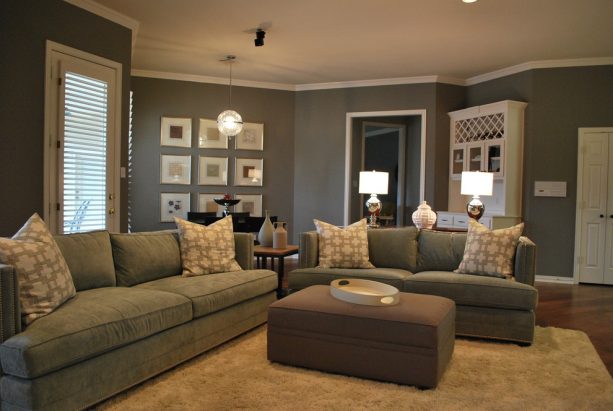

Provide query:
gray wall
left=293, top=83, right=465, bottom=240
left=467, top=66, right=613, bottom=277
left=0, top=0, right=132, bottom=236
left=130, top=77, right=295, bottom=236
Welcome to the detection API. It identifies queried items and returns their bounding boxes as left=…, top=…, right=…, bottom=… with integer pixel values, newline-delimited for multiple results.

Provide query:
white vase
left=273, top=222, right=288, bottom=249
left=412, top=201, right=437, bottom=229
left=258, top=210, right=274, bottom=246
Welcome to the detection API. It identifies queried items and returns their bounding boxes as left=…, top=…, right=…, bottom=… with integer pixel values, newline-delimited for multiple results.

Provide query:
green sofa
left=0, top=230, right=277, bottom=411
left=288, top=227, right=538, bottom=344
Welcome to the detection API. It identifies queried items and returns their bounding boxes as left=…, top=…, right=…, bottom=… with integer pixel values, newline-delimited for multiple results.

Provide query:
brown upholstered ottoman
left=267, top=285, right=456, bottom=388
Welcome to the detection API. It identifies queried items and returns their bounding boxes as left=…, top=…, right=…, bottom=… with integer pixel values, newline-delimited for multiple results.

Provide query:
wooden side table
left=254, top=245, right=299, bottom=296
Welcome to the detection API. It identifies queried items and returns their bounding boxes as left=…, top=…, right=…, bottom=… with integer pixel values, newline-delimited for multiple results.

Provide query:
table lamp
left=359, top=170, right=389, bottom=228
left=460, top=171, right=494, bottom=221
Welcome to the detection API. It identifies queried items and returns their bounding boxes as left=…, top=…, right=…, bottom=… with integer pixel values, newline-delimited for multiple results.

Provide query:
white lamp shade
left=460, top=171, right=494, bottom=196
left=359, top=171, right=389, bottom=194
left=217, top=110, right=244, bottom=136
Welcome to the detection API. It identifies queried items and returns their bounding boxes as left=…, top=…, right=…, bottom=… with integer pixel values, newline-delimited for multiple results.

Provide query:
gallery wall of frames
left=159, top=116, right=265, bottom=223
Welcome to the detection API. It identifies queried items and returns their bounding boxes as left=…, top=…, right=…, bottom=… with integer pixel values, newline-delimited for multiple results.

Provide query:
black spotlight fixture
left=254, top=29, right=265, bottom=47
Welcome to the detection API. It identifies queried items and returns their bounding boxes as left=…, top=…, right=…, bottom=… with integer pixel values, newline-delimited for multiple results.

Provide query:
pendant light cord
left=228, top=60, right=233, bottom=109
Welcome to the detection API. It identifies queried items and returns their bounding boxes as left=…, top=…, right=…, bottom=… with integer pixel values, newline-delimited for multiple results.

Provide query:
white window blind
left=62, top=71, right=108, bottom=233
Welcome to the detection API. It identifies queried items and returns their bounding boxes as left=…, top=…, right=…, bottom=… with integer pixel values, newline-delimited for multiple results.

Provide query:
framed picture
left=198, top=193, right=225, bottom=216
left=161, top=117, right=192, bottom=147
left=235, top=194, right=263, bottom=217
left=235, top=122, right=264, bottom=151
left=199, top=119, right=228, bottom=149
left=198, top=156, right=228, bottom=185
left=160, top=155, right=191, bottom=185
left=234, top=158, right=263, bottom=186
left=160, top=192, right=190, bottom=222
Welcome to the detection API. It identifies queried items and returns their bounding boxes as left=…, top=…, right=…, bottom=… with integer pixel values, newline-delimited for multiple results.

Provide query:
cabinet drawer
left=436, top=213, right=453, bottom=227
left=453, top=215, right=469, bottom=228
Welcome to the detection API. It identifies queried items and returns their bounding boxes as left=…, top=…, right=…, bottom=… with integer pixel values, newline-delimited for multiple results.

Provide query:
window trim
left=44, top=41, right=122, bottom=233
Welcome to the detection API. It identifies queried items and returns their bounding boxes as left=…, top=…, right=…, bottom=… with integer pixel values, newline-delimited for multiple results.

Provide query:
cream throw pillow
left=0, top=213, right=76, bottom=326
left=314, top=219, right=375, bottom=269
left=455, top=219, right=524, bottom=279
left=175, top=216, right=242, bottom=276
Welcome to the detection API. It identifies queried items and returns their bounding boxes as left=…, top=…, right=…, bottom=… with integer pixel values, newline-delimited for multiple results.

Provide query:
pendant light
left=217, top=55, right=243, bottom=136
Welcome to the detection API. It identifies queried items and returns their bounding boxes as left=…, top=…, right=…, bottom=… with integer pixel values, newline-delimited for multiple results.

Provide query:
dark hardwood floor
left=535, top=281, right=613, bottom=376
left=280, top=257, right=613, bottom=376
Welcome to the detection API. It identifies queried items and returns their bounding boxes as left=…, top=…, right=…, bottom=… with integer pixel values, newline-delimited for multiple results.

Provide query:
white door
left=45, top=42, right=122, bottom=234
left=575, top=129, right=613, bottom=284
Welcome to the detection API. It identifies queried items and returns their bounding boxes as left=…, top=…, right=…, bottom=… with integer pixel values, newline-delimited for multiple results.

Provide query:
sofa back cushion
left=111, top=230, right=182, bottom=286
left=54, top=230, right=116, bottom=291
left=367, top=227, right=419, bottom=272
left=416, top=230, right=467, bottom=272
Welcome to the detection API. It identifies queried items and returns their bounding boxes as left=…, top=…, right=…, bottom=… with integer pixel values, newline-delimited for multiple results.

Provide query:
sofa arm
left=299, top=231, right=319, bottom=268
left=234, top=233, right=254, bottom=270
left=0, top=264, right=21, bottom=343
left=514, top=236, right=536, bottom=286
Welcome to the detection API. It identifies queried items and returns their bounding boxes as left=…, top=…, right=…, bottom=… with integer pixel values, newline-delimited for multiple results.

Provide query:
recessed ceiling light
left=463, top=0, right=478, bottom=3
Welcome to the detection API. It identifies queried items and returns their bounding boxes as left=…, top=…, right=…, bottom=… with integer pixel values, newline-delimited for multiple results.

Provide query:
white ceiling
left=85, top=0, right=613, bottom=88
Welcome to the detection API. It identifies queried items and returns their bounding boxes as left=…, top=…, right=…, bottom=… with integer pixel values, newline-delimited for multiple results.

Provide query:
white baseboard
left=535, top=275, right=575, bottom=284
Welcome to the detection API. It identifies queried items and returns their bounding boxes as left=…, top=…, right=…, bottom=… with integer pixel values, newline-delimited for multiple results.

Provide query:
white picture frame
left=235, top=194, right=263, bottom=217
left=234, top=158, right=263, bottom=186
left=198, top=156, right=228, bottom=185
left=160, top=116, right=192, bottom=147
left=198, top=193, right=225, bottom=216
left=235, top=122, right=264, bottom=151
left=160, top=154, right=191, bottom=185
left=199, top=119, right=228, bottom=149
left=160, top=192, right=190, bottom=222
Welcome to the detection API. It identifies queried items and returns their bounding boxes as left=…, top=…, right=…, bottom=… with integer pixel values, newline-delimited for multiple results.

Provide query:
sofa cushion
left=136, top=270, right=277, bottom=318
left=416, top=230, right=466, bottom=272
left=404, top=271, right=537, bottom=311
left=288, top=267, right=412, bottom=292
left=314, top=219, right=375, bottom=269
left=0, top=213, right=76, bottom=326
left=455, top=219, right=524, bottom=279
left=55, top=230, right=116, bottom=291
left=111, top=230, right=182, bottom=286
left=175, top=216, right=243, bottom=276
left=0, top=287, right=192, bottom=379
left=367, top=227, right=419, bottom=272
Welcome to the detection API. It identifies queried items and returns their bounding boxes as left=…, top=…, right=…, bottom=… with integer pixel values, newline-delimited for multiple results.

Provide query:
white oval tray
left=330, top=279, right=400, bottom=306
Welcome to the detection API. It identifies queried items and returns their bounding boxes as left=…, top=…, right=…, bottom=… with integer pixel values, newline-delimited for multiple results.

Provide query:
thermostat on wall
left=534, top=181, right=566, bottom=197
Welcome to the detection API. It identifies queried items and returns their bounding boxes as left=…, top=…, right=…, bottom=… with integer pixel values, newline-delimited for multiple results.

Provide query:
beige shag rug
left=95, top=326, right=613, bottom=411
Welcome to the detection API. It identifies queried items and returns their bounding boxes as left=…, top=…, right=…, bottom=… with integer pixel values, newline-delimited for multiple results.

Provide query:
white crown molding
left=466, top=57, right=613, bottom=86
left=64, top=0, right=140, bottom=51
left=295, top=75, right=465, bottom=91
left=130, top=69, right=296, bottom=91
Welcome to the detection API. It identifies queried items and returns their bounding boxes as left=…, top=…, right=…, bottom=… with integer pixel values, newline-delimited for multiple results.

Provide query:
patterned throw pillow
left=175, top=216, right=242, bottom=276
left=314, top=219, right=375, bottom=269
left=455, top=219, right=524, bottom=279
left=0, top=214, right=76, bottom=326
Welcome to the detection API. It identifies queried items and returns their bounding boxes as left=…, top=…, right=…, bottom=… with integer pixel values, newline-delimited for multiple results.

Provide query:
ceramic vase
left=412, top=201, right=437, bottom=229
left=258, top=210, right=274, bottom=246
left=273, top=222, right=288, bottom=249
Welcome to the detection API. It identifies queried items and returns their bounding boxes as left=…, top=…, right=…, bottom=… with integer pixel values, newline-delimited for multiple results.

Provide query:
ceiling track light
left=254, top=29, right=265, bottom=47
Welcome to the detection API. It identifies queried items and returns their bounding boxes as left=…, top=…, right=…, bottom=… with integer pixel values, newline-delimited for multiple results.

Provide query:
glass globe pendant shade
left=217, top=110, right=243, bottom=136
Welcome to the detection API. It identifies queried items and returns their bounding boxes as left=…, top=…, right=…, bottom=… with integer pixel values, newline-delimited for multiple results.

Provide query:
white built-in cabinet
left=442, top=100, right=527, bottom=230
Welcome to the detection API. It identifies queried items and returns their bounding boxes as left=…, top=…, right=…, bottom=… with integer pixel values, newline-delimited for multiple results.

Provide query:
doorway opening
left=344, top=110, right=426, bottom=226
